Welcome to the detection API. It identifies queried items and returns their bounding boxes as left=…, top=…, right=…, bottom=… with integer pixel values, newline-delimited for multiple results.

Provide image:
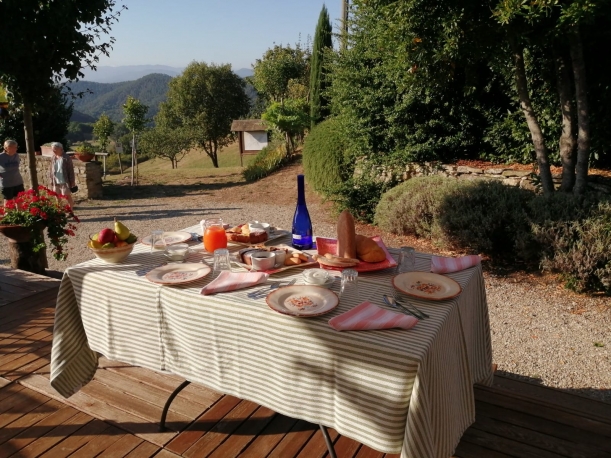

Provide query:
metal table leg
left=319, top=424, right=337, bottom=458
left=159, top=380, right=191, bottom=431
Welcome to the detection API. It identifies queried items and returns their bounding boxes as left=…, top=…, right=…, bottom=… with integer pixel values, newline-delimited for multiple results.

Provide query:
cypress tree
left=310, top=5, right=333, bottom=128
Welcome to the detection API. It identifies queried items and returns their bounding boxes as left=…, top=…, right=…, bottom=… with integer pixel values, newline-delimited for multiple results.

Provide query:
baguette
left=336, top=210, right=357, bottom=259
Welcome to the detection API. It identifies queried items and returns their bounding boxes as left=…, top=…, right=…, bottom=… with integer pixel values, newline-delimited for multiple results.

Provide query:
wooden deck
left=1, top=266, right=610, bottom=457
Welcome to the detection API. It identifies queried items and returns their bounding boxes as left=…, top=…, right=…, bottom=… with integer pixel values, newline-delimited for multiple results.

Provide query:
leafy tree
left=92, top=114, right=115, bottom=153
left=492, top=0, right=609, bottom=194
left=262, top=100, right=310, bottom=154
left=252, top=44, right=310, bottom=104
left=0, top=0, right=125, bottom=189
left=122, top=96, right=149, bottom=185
left=310, top=5, right=333, bottom=127
left=0, top=85, right=73, bottom=151
left=139, top=126, right=192, bottom=169
left=162, top=62, right=250, bottom=168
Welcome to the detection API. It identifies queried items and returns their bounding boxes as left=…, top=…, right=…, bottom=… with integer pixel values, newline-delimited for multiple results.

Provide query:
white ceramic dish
left=146, top=263, right=211, bottom=285
left=392, top=272, right=462, bottom=301
left=266, top=285, right=339, bottom=317
left=303, top=276, right=336, bottom=289
left=141, top=231, right=193, bottom=246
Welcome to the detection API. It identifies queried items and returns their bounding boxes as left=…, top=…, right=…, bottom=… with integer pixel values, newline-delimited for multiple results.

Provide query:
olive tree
left=122, top=96, right=149, bottom=185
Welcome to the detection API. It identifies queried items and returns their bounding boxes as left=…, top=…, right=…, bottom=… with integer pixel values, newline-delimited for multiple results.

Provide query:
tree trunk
left=554, top=47, right=576, bottom=192
left=117, top=151, right=123, bottom=174
left=509, top=34, right=555, bottom=194
left=569, top=27, right=590, bottom=195
left=130, top=133, right=135, bottom=186
left=22, top=100, right=39, bottom=190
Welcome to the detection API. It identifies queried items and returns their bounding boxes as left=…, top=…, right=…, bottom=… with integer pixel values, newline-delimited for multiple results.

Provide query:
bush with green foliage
left=374, top=177, right=611, bottom=294
left=242, top=141, right=289, bottom=182
left=302, top=117, right=350, bottom=195
left=528, top=196, right=611, bottom=293
left=374, top=176, right=465, bottom=241
left=437, top=180, right=533, bottom=258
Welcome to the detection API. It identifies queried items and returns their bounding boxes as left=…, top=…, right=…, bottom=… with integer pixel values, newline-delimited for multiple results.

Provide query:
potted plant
left=73, top=142, right=96, bottom=162
left=0, top=186, right=80, bottom=261
left=40, top=143, right=54, bottom=156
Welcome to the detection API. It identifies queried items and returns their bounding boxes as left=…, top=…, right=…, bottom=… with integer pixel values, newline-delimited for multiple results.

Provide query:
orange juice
left=204, top=225, right=227, bottom=252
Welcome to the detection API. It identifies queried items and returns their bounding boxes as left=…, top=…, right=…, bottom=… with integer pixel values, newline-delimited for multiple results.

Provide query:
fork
left=383, top=294, right=427, bottom=319
left=393, top=293, right=430, bottom=319
left=248, top=279, right=296, bottom=298
left=382, top=295, right=419, bottom=318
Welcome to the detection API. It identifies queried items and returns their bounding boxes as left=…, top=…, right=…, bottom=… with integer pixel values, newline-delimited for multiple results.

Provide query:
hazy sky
left=97, top=0, right=343, bottom=70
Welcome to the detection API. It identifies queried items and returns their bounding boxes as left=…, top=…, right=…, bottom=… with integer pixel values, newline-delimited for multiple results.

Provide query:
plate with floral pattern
left=146, top=263, right=211, bottom=285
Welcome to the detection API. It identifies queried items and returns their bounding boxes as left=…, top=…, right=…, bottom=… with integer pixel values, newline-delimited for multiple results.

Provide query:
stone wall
left=18, top=154, right=104, bottom=200
left=369, top=161, right=611, bottom=194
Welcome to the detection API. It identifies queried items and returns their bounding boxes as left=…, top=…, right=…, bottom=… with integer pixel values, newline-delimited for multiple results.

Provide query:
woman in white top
left=48, top=142, right=76, bottom=208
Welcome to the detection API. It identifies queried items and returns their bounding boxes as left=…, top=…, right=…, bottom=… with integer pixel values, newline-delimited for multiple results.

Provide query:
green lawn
left=104, top=142, right=258, bottom=180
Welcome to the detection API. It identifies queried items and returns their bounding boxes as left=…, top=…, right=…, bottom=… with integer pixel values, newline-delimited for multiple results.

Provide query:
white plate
left=232, top=245, right=318, bottom=274
left=266, top=285, right=339, bottom=317
left=392, top=272, right=462, bottom=301
left=141, top=231, right=193, bottom=246
left=303, top=276, right=336, bottom=289
left=226, top=229, right=291, bottom=246
left=146, top=263, right=211, bottom=285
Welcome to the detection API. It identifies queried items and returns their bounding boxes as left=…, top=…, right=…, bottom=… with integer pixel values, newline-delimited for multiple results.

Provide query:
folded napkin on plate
left=328, top=301, right=418, bottom=331
left=201, top=271, right=269, bottom=295
left=431, top=254, right=481, bottom=274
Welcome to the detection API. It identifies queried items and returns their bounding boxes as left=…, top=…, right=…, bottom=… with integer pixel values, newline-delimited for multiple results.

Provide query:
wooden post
left=238, top=131, right=245, bottom=167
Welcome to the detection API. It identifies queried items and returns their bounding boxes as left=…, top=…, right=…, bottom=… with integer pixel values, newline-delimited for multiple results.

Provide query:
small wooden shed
left=231, top=119, right=269, bottom=166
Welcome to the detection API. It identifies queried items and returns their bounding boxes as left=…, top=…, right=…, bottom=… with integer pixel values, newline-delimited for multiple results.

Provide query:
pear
left=114, top=218, right=131, bottom=241
left=102, top=242, right=115, bottom=249
left=88, top=235, right=103, bottom=249
left=125, top=233, right=138, bottom=244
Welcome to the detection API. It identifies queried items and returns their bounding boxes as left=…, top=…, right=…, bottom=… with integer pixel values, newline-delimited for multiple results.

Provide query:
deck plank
left=0, top=404, right=80, bottom=458
left=237, top=413, right=299, bottom=457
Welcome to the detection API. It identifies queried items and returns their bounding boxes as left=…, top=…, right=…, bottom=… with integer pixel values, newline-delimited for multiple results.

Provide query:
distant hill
left=78, top=65, right=183, bottom=83
left=78, top=65, right=253, bottom=83
left=235, top=68, right=254, bottom=79
left=70, top=110, right=96, bottom=123
left=66, top=73, right=172, bottom=123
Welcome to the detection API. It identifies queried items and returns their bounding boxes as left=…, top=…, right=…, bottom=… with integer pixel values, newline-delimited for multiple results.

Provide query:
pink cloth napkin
left=328, top=301, right=418, bottom=331
left=201, top=271, right=269, bottom=295
left=431, top=255, right=481, bottom=274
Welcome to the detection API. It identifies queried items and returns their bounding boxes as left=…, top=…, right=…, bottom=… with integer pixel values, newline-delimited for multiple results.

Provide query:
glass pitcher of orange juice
left=203, top=218, right=227, bottom=253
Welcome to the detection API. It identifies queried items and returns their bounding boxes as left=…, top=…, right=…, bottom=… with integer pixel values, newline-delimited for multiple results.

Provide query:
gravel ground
left=1, top=165, right=610, bottom=405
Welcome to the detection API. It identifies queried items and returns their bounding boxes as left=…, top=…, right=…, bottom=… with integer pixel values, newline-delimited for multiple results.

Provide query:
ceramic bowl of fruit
left=88, top=219, right=138, bottom=264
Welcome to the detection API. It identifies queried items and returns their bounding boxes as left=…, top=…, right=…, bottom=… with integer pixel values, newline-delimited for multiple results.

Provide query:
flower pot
left=75, top=153, right=95, bottom=162
left=0, top=225, right=33, bottom=243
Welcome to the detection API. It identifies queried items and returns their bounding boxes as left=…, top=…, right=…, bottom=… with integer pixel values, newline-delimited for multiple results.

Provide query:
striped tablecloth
left=51, top=227, right=493, bottom=458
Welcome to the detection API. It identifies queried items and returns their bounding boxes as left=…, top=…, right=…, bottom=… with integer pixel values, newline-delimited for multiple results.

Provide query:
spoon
left=382, top=295, right=419, bottom=318
left=383, top=294, right=427, bottom=319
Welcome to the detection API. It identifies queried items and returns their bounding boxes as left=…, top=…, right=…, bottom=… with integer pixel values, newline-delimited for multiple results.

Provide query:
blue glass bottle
left=292, top=174, right=313, bottom=249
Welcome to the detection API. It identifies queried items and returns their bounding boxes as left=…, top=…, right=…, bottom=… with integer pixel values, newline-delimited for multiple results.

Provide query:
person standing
left=0, top=139, right=25, bottom=205
left=49, top=142, right=76, bottom=208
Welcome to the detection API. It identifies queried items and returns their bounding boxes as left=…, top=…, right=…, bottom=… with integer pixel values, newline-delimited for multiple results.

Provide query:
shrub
left=302, top=117, right=350, bottom=194
left=374, top=176, right=465, bottom=240
left=437, top=180, right=533, bottom=259
left=530, top=197, right=611, bottom=293
left=329, top=177, right=393, bottom=223
left=242, top=140, right=289, bottom=182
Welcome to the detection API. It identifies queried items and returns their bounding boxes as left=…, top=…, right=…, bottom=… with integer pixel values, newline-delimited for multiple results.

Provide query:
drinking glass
left=397, top=246, right=416, bottom=274
left=213, top=248, right=232, bottom=276
left=150, top=230, right=167, bottom=253
left=203, top=218, right=227, bottom=253
left=340, top=269, right=359, bottom=300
